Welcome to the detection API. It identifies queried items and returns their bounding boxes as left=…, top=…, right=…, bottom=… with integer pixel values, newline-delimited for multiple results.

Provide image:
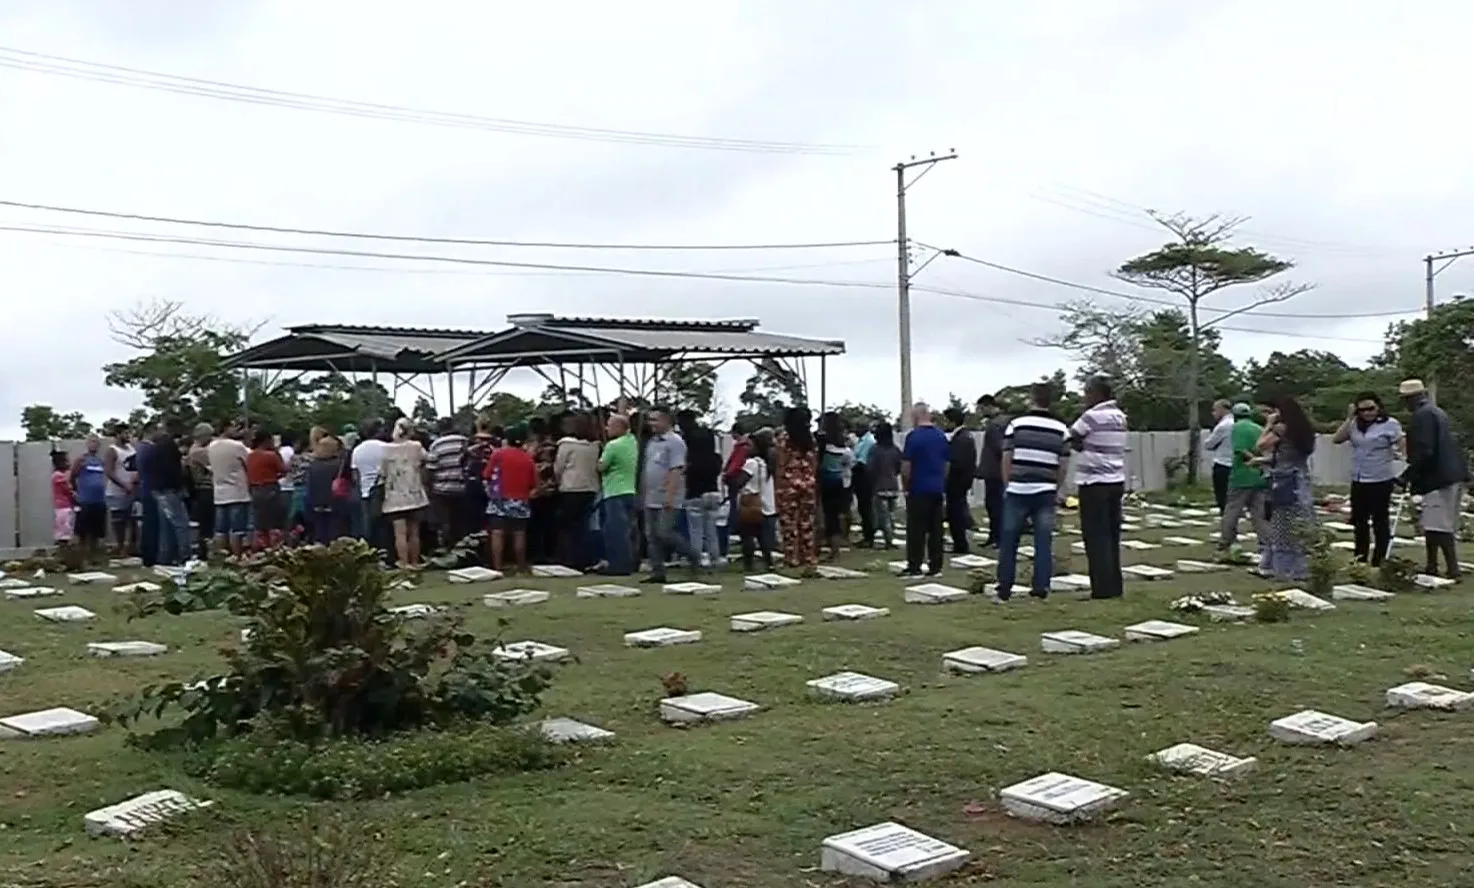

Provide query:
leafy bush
left=1377, top=556, right=1420, bottom=593
left=107, top=539, right=555, bottom=745
left=966, top=566, right=996, bottom=594
left=1345, top=560, right=1373, bottom=585
left=1252, top=591, right=1292, bottom=623
left=1295, top=520, right=1339, bottom=598
left=201, top=722, right=566, bottom=800
left=427, top=530, right=488, bottom=569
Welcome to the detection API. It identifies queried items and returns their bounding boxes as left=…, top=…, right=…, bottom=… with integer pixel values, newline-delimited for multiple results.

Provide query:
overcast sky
left=1, top=0, right=1470, bottom=436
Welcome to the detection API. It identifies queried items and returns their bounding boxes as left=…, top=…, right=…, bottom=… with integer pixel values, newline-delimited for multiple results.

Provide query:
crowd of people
left=46, top=375, right=1468, bottom=589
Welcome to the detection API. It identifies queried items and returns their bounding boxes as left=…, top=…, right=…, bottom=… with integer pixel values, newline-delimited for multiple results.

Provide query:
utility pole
left=895, top=151, right=957, bottom=428
left=1422, top=247, right=1474, bottom=399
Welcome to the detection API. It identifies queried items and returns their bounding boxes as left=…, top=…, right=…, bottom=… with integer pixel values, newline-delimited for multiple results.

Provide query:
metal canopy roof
left=225, top=324, right=491, bottom=373
left=437, top=314, right=846, bottom=366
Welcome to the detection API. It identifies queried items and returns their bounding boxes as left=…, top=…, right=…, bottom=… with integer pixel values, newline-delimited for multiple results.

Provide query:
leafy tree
left=410, top=396, right=439, bottom=425
left=1111, top=213, right=1311, bottom=482
left=1382, top=297, right=1474, bottom=446
left=479, top=392, right=538, bottom=429
left=830, top=401, right=894, bottom=429
left=735, top=359, right=807, bottom=428
left=993, top=370, right=1081, bottom=419
left=19, top=404, right=93, bottom=441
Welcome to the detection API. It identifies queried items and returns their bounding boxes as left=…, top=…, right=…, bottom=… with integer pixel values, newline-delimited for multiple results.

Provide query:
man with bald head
left=900, top=402, right=950, bottom=576
left=598, top=413, right=639, bottom=575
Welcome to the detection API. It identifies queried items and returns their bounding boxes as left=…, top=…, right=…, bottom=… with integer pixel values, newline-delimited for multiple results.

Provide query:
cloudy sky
left=0, top=0, right=1469, bottom=436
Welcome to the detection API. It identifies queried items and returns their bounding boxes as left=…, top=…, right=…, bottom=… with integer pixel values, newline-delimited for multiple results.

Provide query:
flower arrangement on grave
left=1251, top=590, right=1292, bottom=623
left=1169, top=591, right=1237, bottom=613
left=661, top=672, right=689, bottom=697
left=1377, top=556, right=1420, bottom=594
left=1345, top=560, right=1373, bottom=585
left=967, top=566, right=996, bottom=594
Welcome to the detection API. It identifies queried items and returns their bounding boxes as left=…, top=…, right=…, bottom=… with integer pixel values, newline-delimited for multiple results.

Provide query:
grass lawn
left=3, top=502, right=1473, bottom=888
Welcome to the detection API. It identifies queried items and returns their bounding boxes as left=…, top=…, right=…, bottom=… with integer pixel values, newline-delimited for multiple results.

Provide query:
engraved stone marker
left=1331, top=584, right=1394, bottom=601
left=1385, top=681, right=1474, bottom=711
left=1278, top=588, right=1336, bottom=610
left=634, top=877, right=703, bottom=888
left=1415, top=574, right=1456, bottom=589
left=729, top=611, right=803, bottom=632
left=816, top=565, right=867, bottom=579
left=0, top=706, right=99, bottom=738
left=903, top=583, right=968, bottom=604
left=114, top=581, right=162, bottom=594
left=87, top=641, right=168, bottom=658
left=1050, top=574, right=1092, bottom=592
left=1202, top=604, right=1255, bottom=622
left=820, top=821, right=970, bottom=882
left=822, top=604, right=889, bottom=621
left=743, top=573, right=801, bottom=590
left=807, top=671, right=900, bottom=702
left=658, top=691, right=759, bottom=724
left=1269, top=709, right=1378, bottom=745
left=448, top=566, right=503, bottom=583
left=1149, top=742, right=1257, bottom=777
left=1000, top=772, right=1129, bottom=824
left=492, top=641, right=570, bottom=663
left=530, top=564, right=582, bottom=578
left=624, top=627, right=702, bottom=647
left=389, top=604, right=441, bottom=618
left=0, top=650, right=23, bottom=673
left=1040, top=630, right=1119, bottom=654
left=1161, top=536, right=1205, bottom=546
left=67, top=571, right=118, bottom=585
left=34, top=605, right=96, bottom=622
left=1123, top=620, right=1199, bottom=642
left=575, top=583, right=640, bottom=598
left=540, top=717, right=615, bottom=743
left=3, top=586, right=59, bottom=600
left=84, top=790, right=212, bottom=837
left=1175, top=560, right=1227, bottom=573
left=664, top=581, right=722, bottom=595
left=1121, top=540, right=1162, bottom=551
left=949, top=554, right=995, bottom=569
left=1122, top=564, right=1174, bottom=580
left=942, top=646, right=1027, bottom=674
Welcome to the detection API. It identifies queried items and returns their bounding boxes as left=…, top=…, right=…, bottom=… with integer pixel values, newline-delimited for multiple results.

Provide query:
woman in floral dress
left=775, top=406, right=819, bottom=571
left=1254, top=395, right=1318, bottom=580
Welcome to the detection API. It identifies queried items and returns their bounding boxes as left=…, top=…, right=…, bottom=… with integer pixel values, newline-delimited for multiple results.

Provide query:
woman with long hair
left=775, top=405, right=819, bottom=571
left=818, top=411, right=855, bottom=561
left=381, top=417, right=430, bottom=567
left=732, top=429, right=779, bottom=571
left=1255, top=394, right=1319, bottom=580
left=553, top=413, right=601, bottom=568
left=1331, top=391, right=1403, bottom=565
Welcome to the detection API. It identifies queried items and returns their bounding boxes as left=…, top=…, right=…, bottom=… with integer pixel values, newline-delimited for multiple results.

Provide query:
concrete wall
left=0, top=432, right=1363, bottom=558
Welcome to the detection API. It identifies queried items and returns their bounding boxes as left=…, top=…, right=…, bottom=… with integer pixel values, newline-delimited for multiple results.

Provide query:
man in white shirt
left=206, top=423, right=251, bottom=555
left=350, top=418, right=390, bottom=549
left=1202, top=400, right=1235, bottom=515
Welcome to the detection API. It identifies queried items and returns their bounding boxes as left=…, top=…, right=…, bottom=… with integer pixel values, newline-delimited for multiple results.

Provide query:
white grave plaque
left=109, top=557, right=143, bottom=568
left=1070, top=541, right=1087, bottom=555
left=1202, top=604, right=1255, bottom=622
left=482, top=589, right=550, bottom=607
left=87, top=641, right=168, bottom=658
left=1018, top=545, right=1035, bottom=560
left=152, top=564, right=192, bottom=581
left=0, top=706, right=99, bottom=738
left=822, top=604, right=889, bottom=621
left=540, top=717, right=615, bottom=743
left=743, top=573, right=801, bottom=590
left=35, top=605, right=96, bottom=622
left=389, top=603, right=441, bottom=618
left=624, top=627, right=702, bottom=647
left=807, top=671, right=900, bottom=702
left=492, top=641, right=570, bottom=663
left=1121, top=540, right=1162, bottom=551
left=1323, top=521, right=1355, bottom=533
left=1332, top=584, right=1394, bottom=601
left=531, top=564, right=583, bottom=578
left=1269, top=709, right=1378, bottom=745
left=664, top=581, right=722, bottom=595
left=658, top=691, right=759, bottom=724
left=942, top=646, right=1027, bottom=674
left=1279, top=588, right=1336, bottom=611
left=84, top=790, right=212, bottom=837
left=729, top=611, right=803, bottom=632
left=448, top=566, right=503, bottom=583
left=114, top=581, right=162, bottom=594
left=1161, top=536, right=1205, bottom=546
left=903, top=583, right=967, bottom=604
left=1178, top=508, right=1211, bottom=518
left=68, top=571, right=118, bottom=585
left=0, top=577, right=27, bottom=588
left=886, top=561, right=910, bottom=575
left=0, top=650, right=23, bottom=673
left=1330, top=540, right=1356, bottom=551
left=1179, top=518, right=1211, bottom=527
left=575, top=583, right=641, bottom=598
left=816, top=565, right=867, bottom=579
left=1050, top=574, right=1092, bottom=592
left=633, top=878, right=703, bottom=888
left=1176, top=560, right=1227, bottom=573
left=3, top=586, right=59, bottom=600
left=1415, top=574, right=1456, bottom=589
left=1041, top=630, right=1119, bottom=654
left=950, top=554, right=995, bottom=569
left=1149, top=742, right=1257, bottom=777
left=1000, top=772, right=1129, bottom=824
left=1385, top=681, right=1474, bottom=711
left=1122, top=564, right=1174, bottom=580
left=820, top=821, right=969, bottom=882
left=1123, top=620, right=1199, bottom=642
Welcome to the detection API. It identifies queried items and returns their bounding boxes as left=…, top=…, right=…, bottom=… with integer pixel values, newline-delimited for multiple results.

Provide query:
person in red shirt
left=245, top=429, right=287, bottom=549
left=484, top=425, right=536, bottom=573
left=719, top=422, right=751, bottom=561
left=51, top=450, right=76, bottom=545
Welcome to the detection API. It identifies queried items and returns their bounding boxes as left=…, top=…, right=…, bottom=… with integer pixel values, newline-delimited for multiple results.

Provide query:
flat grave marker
left=84, top=790, right=212, bottom=838
left=658, top=691, right=759, bottom=725
left=35, top=605, right=96, bottom=622
left=86, top=641, right=167, bottom=658
left=807, top=671, right=900, bottom=702
left=389, top=603, right=441, bottom=618
left=1385, top=681, right=1474, bottom=711
left=950, top=554, right=996, bottom=569
left=0, top=577, right=28, bottom=588
left=625, top=627, right=702, bottom=647
left=815, top=565, right=867, bottom=579
left=1050, top=574, right=1092, bottom=592
left=1070, top=541, right=1087, bottom=554
left=575, top=583, right=640, bottom=598
left=1176, top=560, right=1227, bottom=573
left=531, top=564, right=583, bottom=578
left=1041, top=630, right=1120, bottom=655
left=1178, top=518, right=1211, bottom=527
left=664, top=581, right=722, bottom=596
left=1149, top=742, right=1257, bottom=777
left=482, top=589, right=550, bottom=607
left=114, top=581, right=162, bottom=594
left=743, top=573, right=801, bottom=591
left=886, top=561, right=910, bottom=575
left=1269, top=709, right=1378, bottom=745
left=942, top=646, right=1027, bottom=674
left=540, top=717, right=615, bottom=744
left=1123, top=620, right=1199, bottom=642
left=1279, top=588, right=1336, bottom=611
left=1018, top=545, right=1035, bottom=560
left=68, top=571, right=118, bottom=585
left=492, top=641, right=570, bottom=663
left=1121, top=539, right=1162, bottom=551
left=729, top=611, right=803, bottom=632
left=1161, top=536, right=1205, bottom=546
left=634, top=878, right=703, bottom=888
left=820, top=821, right=970, bottom=882
left=1000, top=772, right=1129, bottom=824
left=448, top=566, right=503, bottom=583
left=1332, top=584, right=1394, bottom=601
left=1178, top=508, right=1212, bottom=518
left=822, top=603, right=889, bottom=621
left=4, top=586, right=60, bottom=600
left=1202, top=604, right=1255, bottom=622
left=1415, top=574, right=1457, bottom=589
left=903, top=583, right=968, bottom=605
left=1323, top=521, right=1355, bottom=533
left=1122, top=564, right=1175, bottom=580
left=0, top=706, right=99, bottom=738
left=0, top=650, right=23, bottom=673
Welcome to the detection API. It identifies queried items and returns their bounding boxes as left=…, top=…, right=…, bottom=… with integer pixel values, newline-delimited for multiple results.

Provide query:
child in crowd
left=50, top=450, right=75, bottom=545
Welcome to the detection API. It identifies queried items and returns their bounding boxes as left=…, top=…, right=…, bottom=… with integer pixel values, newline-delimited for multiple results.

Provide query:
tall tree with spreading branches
left=1112, top=213, right=1312, bottom=483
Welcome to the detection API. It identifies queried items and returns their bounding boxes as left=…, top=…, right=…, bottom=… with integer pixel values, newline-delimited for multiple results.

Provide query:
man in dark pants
left=851, top=420, right=876, bottom=547
left=1068, top=376, right=1129, bottom=600
left=1203, top=399, right=1234, bottom=514
left=941, top=407, right=977, bottom=554
left=900, top=403, right=950, bottom=577
left=974, top=394, right=1008, bottom=547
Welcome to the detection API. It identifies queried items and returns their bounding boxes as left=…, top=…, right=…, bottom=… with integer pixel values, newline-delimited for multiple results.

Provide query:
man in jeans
left=993, top=383, right=1071, bottom=602
left=598, top=414, right=639, bottom=575
left=640, top=408, right=699, bottom=583
left=1218, top=403, right=1270, bottom=558
left=1069, top=377, right=1128, bottom=600
left=973, top=394, right=1009, bottom=547
left=149, top=422, right=193, bottom=566
left=899, top=403, right=950, bottom=577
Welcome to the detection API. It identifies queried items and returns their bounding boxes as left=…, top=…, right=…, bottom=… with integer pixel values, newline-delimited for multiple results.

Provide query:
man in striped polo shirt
left=993, top=383, right=1071, bottom=601
left=1069, top=376, right=1129, bottom=600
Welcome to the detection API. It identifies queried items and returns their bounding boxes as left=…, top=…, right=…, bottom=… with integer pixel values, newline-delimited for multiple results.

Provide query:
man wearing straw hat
left=1398, top=379, right=1469, bottom=579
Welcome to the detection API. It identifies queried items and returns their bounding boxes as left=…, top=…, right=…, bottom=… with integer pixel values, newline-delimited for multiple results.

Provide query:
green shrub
left=1252, top=591, right=1292, bottom=623
left=107, top=539, right=555, bottom=745
left=214, top=812, right=391, bottom=888
left=201, top=722, right=567, bottom=800
left=1295, top=520, right=1339, bottom=598
left=1377, top=556, right=1420, bottom=593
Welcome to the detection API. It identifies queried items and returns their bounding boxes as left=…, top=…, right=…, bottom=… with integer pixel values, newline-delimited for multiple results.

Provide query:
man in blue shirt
left=900, top=403, right=950, bottom=576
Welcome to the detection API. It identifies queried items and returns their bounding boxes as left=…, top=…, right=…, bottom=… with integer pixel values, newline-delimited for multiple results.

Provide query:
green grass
left=3, top=508, right=1474, bottom=888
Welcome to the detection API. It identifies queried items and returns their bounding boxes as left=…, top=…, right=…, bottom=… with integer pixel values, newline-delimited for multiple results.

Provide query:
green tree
left=410, top=396, right=439, bottom=426
left=19, top=405, right=93, bottom=441
left=1382, top=297, right=1474, bottom=446
left=1112, top=213, right=1310, bottom=482
left=831, top=401, right=893, bottom=429
left=736, top=359, right=807, bottom=428
left=478, top=391, right=538, bottom=429
left=993, top=370, right=1081, bottom=419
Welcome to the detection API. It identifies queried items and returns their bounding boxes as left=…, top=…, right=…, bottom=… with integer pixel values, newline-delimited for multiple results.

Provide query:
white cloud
left=0, top=0, right=1468, bottom=435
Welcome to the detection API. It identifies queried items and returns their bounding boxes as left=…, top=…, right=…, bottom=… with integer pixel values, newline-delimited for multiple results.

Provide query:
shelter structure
left=225, top=315, right=846, bottom=413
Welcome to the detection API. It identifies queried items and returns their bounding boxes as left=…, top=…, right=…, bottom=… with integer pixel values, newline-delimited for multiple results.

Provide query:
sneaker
left=988, top=592, right=1008, bottom=604
left=898, top=569, right=924, bottom=578
left=925, top=568, right=944, bottom=577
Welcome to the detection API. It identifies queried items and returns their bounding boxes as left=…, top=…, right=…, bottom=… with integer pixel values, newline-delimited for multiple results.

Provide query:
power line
left=0, top=46, right=859, bottom=155
left=0, top=198, right=891, bottom=252
left=0, top=222, right=1384, bottom=344
left=925, top=243, right=1418, bottom=321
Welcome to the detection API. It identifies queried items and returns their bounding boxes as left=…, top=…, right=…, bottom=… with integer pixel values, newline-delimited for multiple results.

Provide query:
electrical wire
left=0, top=46, right=860, bottom=155
left=0, top=198, right=892, bottom=252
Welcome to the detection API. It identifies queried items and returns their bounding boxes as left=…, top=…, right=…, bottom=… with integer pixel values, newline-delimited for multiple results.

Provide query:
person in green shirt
left=1218, top=402, right=1269, bottom=554
left=598, top=414, right=639, bottom=574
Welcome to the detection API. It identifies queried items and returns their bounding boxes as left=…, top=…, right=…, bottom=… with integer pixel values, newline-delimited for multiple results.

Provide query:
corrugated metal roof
left=286, top=324, right=488, bottom=360
left=521, top=315, right=759, bottom=332
left=547, top=325, right=845, bottom=356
